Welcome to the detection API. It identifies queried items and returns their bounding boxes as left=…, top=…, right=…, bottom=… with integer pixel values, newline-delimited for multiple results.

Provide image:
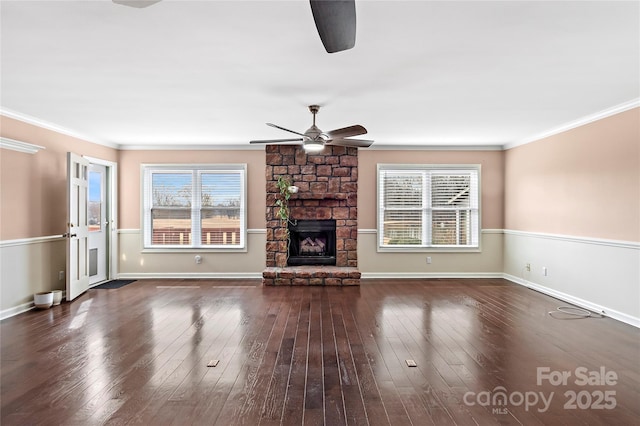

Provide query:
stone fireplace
left=262, top=144, right=361, bottom=286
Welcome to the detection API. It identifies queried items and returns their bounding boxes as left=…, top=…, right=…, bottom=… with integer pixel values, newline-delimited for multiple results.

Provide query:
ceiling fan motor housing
left=305, top=124, right=323, bottom=140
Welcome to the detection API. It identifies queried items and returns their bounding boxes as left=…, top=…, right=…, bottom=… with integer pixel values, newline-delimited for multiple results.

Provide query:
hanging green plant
left=275, top=176, right=291, bottom=223
left=274, top=176, right=296, bottom=268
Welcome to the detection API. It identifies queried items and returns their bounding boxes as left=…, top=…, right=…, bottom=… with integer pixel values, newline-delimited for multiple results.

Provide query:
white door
left=66, top=152, right=90, bottom=301
left=88, top=163, right=108, bottom=284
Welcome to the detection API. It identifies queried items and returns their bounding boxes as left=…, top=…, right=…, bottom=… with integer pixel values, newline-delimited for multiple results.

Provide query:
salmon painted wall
left=504, top=108, right=640, bottom=242
left=0, top=116, right=118, bottom=240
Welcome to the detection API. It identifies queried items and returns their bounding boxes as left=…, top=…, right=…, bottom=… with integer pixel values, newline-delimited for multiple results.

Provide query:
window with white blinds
left=378, top=165, right=480, bottom=249
left=142, top=165, right=246, bottom=249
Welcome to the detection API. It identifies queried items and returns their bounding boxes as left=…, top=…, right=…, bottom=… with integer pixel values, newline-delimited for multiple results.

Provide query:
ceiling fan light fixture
left=113, top=0, right=162, bottom=8
left=303, top=139, right=325, bottom=152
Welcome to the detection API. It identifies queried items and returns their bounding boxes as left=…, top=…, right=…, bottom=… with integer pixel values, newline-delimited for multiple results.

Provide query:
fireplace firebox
left=288, top=220, right=336, bottom=266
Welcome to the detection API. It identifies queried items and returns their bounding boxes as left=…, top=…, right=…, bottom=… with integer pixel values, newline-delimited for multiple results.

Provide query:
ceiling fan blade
left=266, top=123, right=307, bottom=137
left=113, top=0, right=162, bottom=8
left=326, top=138, right=374, bottom=148
left=326, top=124, right=367, bottom=139
left=250, top=138, right=304, bottom=144
left=310, top=0, right=356, bottom=53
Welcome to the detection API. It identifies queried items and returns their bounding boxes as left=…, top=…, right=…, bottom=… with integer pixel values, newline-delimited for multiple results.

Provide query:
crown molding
left=118, top=143, right=265, bottom=151
left=0, top=137, right=46, bottom=154
left=0, top=107, right=120, bottom=149
left=504, top=98, right=640, bottom=150
left=370, top=143, right=503, bottom=151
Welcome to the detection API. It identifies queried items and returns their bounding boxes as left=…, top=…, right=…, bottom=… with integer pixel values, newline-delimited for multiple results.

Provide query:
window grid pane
left=383, top=173, right=423, bottom=208
left=151, top=173, right=192, bottom=246
left=383, top=210, right=423, bottom=245
left=200, top=172, right=242, bottom=247
left=152, top=208, right=192, bottom=245
left=152, top=173, right=192, bottom=207
left=431, top=209, right=471, bottom=245
left=431, top=174, right=471, bottom=208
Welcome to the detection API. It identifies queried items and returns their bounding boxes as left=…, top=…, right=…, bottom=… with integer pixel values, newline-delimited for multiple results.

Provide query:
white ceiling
left=1, top=0, right=638, bottom=149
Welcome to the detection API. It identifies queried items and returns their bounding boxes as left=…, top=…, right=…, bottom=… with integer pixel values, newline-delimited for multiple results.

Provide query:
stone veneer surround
left=262, top=144, right=360, bottom=286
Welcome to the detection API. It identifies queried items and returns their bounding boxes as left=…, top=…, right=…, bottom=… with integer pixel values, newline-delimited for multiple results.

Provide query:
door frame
left=84, top=156, right=118, bottom=284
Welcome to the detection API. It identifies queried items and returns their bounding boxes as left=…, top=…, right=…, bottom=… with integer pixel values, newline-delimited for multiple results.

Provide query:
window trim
left=140, top=164, right=247, bottom=252
left=376, top=163, right=482, bottom=253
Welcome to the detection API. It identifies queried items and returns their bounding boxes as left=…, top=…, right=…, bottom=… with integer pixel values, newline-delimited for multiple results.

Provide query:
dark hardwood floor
left=1, top=279, right=639, bottom=425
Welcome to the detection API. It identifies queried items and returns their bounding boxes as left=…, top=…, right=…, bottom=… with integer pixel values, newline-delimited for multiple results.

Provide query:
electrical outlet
left=426, top=256, right=432, bottom=264
left=58, top=271, right=64, bottom=281
left=195, top=255, right=202, bottom=264
left=525, top=263, right=531, bottom=272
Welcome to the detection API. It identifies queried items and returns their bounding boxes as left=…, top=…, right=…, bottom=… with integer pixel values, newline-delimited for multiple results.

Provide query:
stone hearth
left=262, top=266, right=361, bottom=286
left=263, top=144, right=360, bottom=286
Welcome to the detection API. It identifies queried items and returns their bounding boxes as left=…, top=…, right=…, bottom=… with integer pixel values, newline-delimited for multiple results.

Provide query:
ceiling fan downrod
left=305, top=105, right=323, bottom=148
left=309, top=105, right=320, bottom=126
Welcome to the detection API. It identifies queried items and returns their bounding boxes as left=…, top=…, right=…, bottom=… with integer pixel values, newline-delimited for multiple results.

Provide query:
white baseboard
left=361, top=272, right=504, bottom=279
left=503, top=273, right=640, bottom=328
left=117, top=272, right=263, bottom=280
left=1, top=300, right=35, bottom=320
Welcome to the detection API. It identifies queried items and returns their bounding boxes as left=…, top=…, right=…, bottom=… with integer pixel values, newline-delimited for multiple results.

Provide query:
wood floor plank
left=342, top=311, right=396, bottom=426
left=258, top=288, right=302, bottom=425
left=328, top=293, right=369, bottom=426
left=279, top=290, right=311, bottom=426
left=303, top=288, right=325, bottom=425
left=320, top=289, right=347, bottom=426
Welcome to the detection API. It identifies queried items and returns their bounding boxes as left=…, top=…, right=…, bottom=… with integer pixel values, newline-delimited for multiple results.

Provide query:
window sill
left=141, top=246, right=247, bottom=254
left=377, top=246, right=481, bottom=253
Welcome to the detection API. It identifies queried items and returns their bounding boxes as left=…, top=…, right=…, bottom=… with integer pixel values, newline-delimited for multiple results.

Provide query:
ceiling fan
left=250, top=105, right=373, bottom=152
left=113, top=0, right=356, bottom=53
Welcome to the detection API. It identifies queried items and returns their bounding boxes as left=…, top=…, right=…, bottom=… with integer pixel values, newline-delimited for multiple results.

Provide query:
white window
left=378, top=164, right=480, bottom=250
left=142, top=164, right=246, bottom=250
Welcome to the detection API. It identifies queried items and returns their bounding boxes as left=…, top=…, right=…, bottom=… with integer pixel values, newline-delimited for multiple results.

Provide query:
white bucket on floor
left=52, top=290, right=63, bottom=305
left=34, top=291, right=53, bottom=309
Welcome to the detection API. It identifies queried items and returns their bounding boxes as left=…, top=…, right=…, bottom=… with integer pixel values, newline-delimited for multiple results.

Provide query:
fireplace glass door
left=288, top=220, right=336, bottom=266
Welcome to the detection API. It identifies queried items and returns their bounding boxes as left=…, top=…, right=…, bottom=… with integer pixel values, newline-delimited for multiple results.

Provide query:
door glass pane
left=88, top=171, right=102, bottom=232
